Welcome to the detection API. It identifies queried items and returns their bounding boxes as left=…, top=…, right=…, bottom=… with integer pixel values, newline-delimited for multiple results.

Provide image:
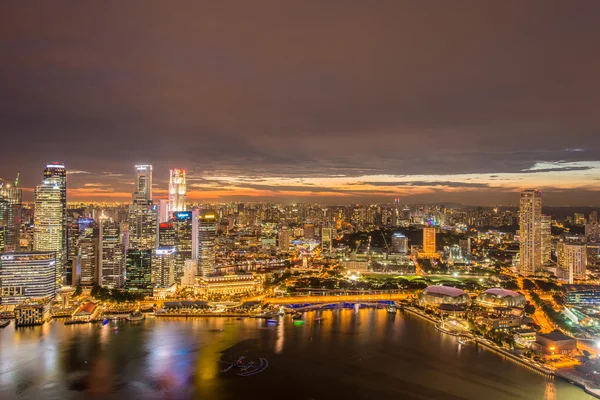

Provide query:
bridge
left=263, top=292, right=412, bottom=305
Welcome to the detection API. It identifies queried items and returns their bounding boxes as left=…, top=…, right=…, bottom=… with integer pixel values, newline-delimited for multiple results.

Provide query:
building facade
left=125, top=249, right=153, bottom=294
left=197, top=210, right=217, bottom=276
left=0, top=252, right=56, bottom=305
left=168, top=169, right=186, bottom=214
left=519, top=190, right=542, bottom=275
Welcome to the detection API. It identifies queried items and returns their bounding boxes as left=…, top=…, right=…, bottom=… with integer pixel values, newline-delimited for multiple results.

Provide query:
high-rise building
left=321, top=227, right=333, bottom=253
left=422, top=227, right=436, bottom=256
left=34, top=164, right=67, bottom=280
left=168, top=169, right=186, bottom=214
left=586, top=212, right=600, bottom=243
left=125, top=249, right=153, bottom=294
left=158, top=199, right=169, bottom=223
left=391, top=232, right=408, bottom=254
left=197, top=210, right=217, bottom=276
left=458, top=238, right=471, bottom=261
left=181, top=259, right=197, bottom=287
left=152, top=246, right=176, bottom=288
left=303, top=223, right=315, bottom=239
left=99, top=220, right=125, bottom=289
left=0, top=180, right=22, bottom=252
left=128, top=204, right=158, bottom=250
left=78, top=237, right=98, bottom=287
left=0, top=252, right=56, bottom=305
left=278, top=227, right=290, bottom=252
left=173, top=211, right=193, bottom=282
left=519, top=190, right=543, bottom=276
left=574, top=213, right=586, bottom=226
left=557, top=243, right=587, bottom=283
left=132, top=164, right=152, bottom=205
left=158, top=222, right=175, bottom=246
left=541, top=214, right=552, bottom=264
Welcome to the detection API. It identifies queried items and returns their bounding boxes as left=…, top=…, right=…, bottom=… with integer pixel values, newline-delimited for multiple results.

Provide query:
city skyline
left=2, top=2, right=600, bottom=205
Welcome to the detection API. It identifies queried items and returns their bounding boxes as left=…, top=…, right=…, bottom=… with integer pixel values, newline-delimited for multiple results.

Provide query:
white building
left=168, top=169, right=186, bottom=214
left=0, top=252, right=56, bottom=305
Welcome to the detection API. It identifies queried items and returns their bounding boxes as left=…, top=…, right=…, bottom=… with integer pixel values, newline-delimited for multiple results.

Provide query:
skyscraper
left=34, top=164, right=67, bottom=280
left=519, top=190, right=543, bottom=276
left=173, top=211, right=193, bottom=282
left=125, top=249, right=153, bottom=294
left=78, top=237, right=98, bottom=287
left=152, top=246, right=176, bottom=288
left=321, top=226, right=333, bottom=253
left=422, top=227, right=436, bottom=256
left=0, top=178, right=22, bottom=252
left=132, top=164, right=152, bottom=205
left=541, top=214, right=552, bottom=264
left=99, top=219, right=125, bottom=289
left=278, top=227, right=290, bottom=252
left=557, top=243, right=587, bottom=283
left=197, top=210, right=217, bottom=276
left=391, top=232, right=408, bottom=254
left=168, top=169, right=186, bottom=214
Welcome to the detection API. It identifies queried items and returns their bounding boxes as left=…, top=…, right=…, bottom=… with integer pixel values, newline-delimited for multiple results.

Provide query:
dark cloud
left=1, top=1, right=600, bottom=203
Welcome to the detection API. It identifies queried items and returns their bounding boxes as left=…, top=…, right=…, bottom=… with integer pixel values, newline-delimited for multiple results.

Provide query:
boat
left=278, top=307, right=286, bottom=316
left=266, top=319, right=278, bottom=325
left=293, top=320, right=305, bottom=326
left=0, top=319, right=10, bottom=328
left=387, top=304, right=397, bottom=314
left=127, top=311, right=146, bottom=321
left=102, top=318, right=109, bottom=326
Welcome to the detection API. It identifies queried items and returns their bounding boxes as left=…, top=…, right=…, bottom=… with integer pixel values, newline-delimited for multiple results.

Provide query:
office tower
left=158, top=222, right=175, bottom=246
left=321, top=227, right=333, bottom=253
left=574, top=213, right=586, bottom=226
left=173, top=211, right=193, bottom=282
left=557, top=243, right=587, bottom=283
left=519, top=190, right=543, bottom=275
left=168, top=169, right=186, bottom=214
left=586, top=213, right=600, bottom=243
left=158, top=199, right=168, bottom=223
left=99, top=220, right=125, bottom=289
left=391, top=232, right=408, bottom=254
left=128, top=205, right=158, bottom=250
left=132, top=164, right=152, bottom=204
left=278, top=227, right=290, bottom=252
left=34, top=164, right=67, bottom=280
left=152, top=246, right=176, bottom=288
left=0, top=179, right=22, bottom=252
left=197, top=210, right=217, bottom=276
left=78, top=237, right=98, bottom=286
left=0, top=252, right=56, bottom=305
left=590, top=211, right=599, bottom=224
left=303, top=223, right=315, bottom=239
left=541, top=214, right=552, bottom=264
left=125, top=249, right=153, bottom=294
left=422, top=227, right=436, bottom=255
left=181, top=259, right=197, bottom=287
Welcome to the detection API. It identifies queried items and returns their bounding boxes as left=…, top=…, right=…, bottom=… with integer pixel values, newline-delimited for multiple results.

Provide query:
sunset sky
left=2, top=1, right=600, bottom=205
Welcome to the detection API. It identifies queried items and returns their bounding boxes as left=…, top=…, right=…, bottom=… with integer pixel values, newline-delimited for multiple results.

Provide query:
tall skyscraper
left=0, top=252, right=56, bottom=305
left=132, top=164, right=152, bottom=205
left=168, top=169, right=186, bottom=214
left=197, top=210, right=217, bottom=276
left=519, top=190, right=543, bottom=276
left=152, top=246, right=176, bottom=288
left=422, top=227, right=436, bottom=256
left=0, top=178, right=22, bottom=252
left=78, top=236, right=98, bottom=287
left=586, top=212, right=600, bottom=243
left=173, top=211, right=193, bottom=282
left=34, top=163, right=67, bottom=280
left=158, top=222, right=176, bottom=246
left=541, top=214, right=552, bottom=264
left=321, top=226, right=333, bottom=253
left=99, top=219, right=125, bottom=289
left=125, top=249, right=153, bottom=294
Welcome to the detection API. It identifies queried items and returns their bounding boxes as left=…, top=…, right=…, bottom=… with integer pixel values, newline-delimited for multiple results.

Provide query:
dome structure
left=475, top=288, right=526, bottom=308
left=418, top=285, right=470, bottom=306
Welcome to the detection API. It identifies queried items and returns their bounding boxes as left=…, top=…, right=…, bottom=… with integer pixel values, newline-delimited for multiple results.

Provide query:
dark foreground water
left=0, top=309, right=593, bottom=400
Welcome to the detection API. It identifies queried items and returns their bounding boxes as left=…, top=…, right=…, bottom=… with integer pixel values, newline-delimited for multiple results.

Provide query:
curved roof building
left=475, top=288, right=526, bottom=308
left=418, top=285, right=470, bottom=306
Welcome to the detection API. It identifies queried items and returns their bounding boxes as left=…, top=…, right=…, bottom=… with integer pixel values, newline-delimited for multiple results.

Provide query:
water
left=0, top=309, right=593, bottom=400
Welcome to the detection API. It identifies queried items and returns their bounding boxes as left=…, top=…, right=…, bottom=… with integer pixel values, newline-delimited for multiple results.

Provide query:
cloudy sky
left=1, top=1, right=600, bottom=205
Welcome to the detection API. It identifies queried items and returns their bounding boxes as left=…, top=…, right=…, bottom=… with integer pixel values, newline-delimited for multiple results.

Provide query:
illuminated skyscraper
left=34, top=164, right=67, bottom=280
left=391, top=232, right=408, bottom=254
left=158, top=222, right=175, bottom=246
left=557, top=243, right=587, bottom=283
left=125, top=249, right=153, bottom=294
left=168, top=169, right=186, bottom=214
left=152, top=246, right=176, bottom=288
left=173, top=211, right=193, bottom=282
left=278, top=227, right=290, bottom=252
left=321, top=227, right=333, bottom=253
left=422, top=227, right=436, bottom=256
left=132, top=164, right=152, bottom=205
left=197, top=210, right=217, bottom=276
left=541, top=214, right=552, bottom=264
left=0, top=181, right=22, bottom=252
left=99, top=219, right=125, bottom=289
left=78, top=237, right=98, bottom=287
left=519, top=190, right=543, bottom=276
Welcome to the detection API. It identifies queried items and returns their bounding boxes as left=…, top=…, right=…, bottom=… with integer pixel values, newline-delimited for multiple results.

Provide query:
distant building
left=78, top=237, right=98, bottom=287
left=557, top=243, right=587, bottom=283
left=475, top=288, right=526, bottom=308
left=99, top=220, right=125, bottom=289
left=534, top=330, right=577, bottom=355
left=158, top=222, right=175, bottom=246
left=173, top=211, right=193, bottom=282
left=564, top=284, right=600, bottom=305
left=418, top=286, right=470, bottom=306
left=181, top=259, right=197, bottom=287
left=152, top=246, right=176, bottom=288
left=574, top=213, right=586, bottom=226
left=15, top=301, right=52, bottom=326
left=132, top=164, right=152, bottom=204
left=168, top=169, right=186, bottom=214
left=198, top=273, right=262, bottom=296
left=519, top=190, right=543, bottom=275
left=419, top=227, right=438, bottom=258
left=0, top=182, right=22, bottom=252
left=128, top=204, right=158, bottom=250
left=303, top=223, right=315, bottom=239
left=278, top=227, right=290, bottom=252
left=0, top=252, right=57, bottom=305
left=391, top=232, right=408, bottom=254
left=197, top=210, right=217, bottom=276
left=541, top=215, right=552, bottom=264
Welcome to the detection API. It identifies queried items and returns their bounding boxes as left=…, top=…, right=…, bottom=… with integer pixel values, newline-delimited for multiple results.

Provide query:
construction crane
left=0, top=172, right=19, bottom=188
